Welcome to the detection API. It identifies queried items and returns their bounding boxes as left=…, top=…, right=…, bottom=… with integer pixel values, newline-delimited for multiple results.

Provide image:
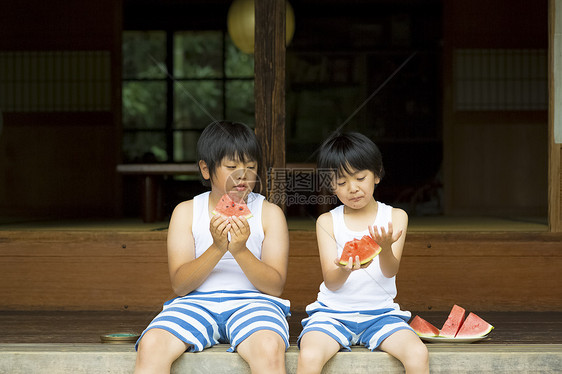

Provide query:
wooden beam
left=254, top=0, right=286, bottom=202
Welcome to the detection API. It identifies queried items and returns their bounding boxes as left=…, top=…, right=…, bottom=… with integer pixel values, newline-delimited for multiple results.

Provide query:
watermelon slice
left=338, top=235, right=381, bottom=266
left=409, top=315, right=440, bottom=338
left=439, top=304, right=466, bottom=338
left=212, top=194, right=253, bottom=219
left=455, top=312, right=494, bottom=338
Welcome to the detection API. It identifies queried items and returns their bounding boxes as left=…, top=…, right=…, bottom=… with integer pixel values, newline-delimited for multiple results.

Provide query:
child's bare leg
left=134, top=328, right=189, bottom=374
left=378, top=329, right=429, bottom=374
left=237, top=330, right=287, bottom=374
left=297, top=331, right=341, bottom=374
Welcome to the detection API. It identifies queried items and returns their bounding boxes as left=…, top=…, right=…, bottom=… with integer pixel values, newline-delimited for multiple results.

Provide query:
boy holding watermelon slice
left=134, top=121, right=291, bottom=374
left=297, top=132, right=429, bottom=374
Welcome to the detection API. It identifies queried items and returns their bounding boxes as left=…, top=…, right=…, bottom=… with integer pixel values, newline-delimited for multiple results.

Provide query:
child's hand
left=368, top=222, right=402, bottom=250
left=210, top=214, right=230, bottom=253
left=227, top=216, right=250, bottom=255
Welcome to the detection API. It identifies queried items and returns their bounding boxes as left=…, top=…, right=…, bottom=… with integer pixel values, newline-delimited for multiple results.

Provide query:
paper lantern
left=227, top=0, right=295, bottom=54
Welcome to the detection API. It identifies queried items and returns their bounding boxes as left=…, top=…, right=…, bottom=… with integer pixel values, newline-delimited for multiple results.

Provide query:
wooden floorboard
left=0, top=311, right=560, bottom=346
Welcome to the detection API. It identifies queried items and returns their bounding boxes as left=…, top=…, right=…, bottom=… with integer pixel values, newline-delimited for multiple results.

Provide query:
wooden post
left=549, top=0, right=562, bottom=232
left=254, top=0, right=286, bottom=204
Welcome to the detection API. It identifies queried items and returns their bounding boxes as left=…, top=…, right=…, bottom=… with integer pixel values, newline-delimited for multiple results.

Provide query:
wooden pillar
left=254, top=0, right=286, bottom=203
left=549, top=0, right=562, bottom=232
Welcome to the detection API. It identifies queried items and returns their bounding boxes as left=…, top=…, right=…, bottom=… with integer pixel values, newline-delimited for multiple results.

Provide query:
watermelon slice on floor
left=409, top=315, right=440, bottom=338
left=212, top=194, right=253, bottom=219
left=338, top=235, right=382, bottom=266
left=455, top=312, right=494, bottom=338
left=439, top=304, right=466, bottom=338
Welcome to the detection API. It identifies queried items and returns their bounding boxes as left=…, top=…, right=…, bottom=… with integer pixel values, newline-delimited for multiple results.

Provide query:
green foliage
left=174, top=81, right=222, bottom=129
left=174, top=31, right=222, bottom=78
left=122, top=82, right=166, bottom=130
left=122, top=30, right=255, bottom=162
left=122, top=31, right=166, bottom=79
left=225, top=35, right=254, bottom=78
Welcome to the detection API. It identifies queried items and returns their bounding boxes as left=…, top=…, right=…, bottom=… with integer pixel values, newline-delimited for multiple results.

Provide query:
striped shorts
left=298, top=301, right=413, bottom=351
left=136, top=290, right=291, bottom=353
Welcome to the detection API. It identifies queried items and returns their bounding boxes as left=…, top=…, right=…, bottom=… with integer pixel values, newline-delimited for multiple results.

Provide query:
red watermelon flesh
left=212, top=194, right=253, bottom=219
left=338, top=235, right=381, bottom=266
left=409, top=315, right=440, bottom=338
left=439, top=304, right=466, bottom=338
left=455, top=312, right=494, bottom=338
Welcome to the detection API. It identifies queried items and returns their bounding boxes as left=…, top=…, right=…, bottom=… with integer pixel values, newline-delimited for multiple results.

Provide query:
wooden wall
left=442, top=0, right=549, bottom=217
left=1, top=229, right=560, bottom=312
left=0, top=0, right=554, bottom=223
left=0, top=1, right=122, bottom=218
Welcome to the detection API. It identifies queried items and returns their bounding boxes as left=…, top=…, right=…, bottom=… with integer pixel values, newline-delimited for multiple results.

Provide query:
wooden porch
left=1, top=309, right=561, bottom=346
left=0, top=217, right=561, bottom=373
left=0, top=309, right=561, bottom=374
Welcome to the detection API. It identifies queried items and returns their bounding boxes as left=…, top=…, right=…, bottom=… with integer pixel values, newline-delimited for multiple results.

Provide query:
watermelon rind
left=355, top=247, right=382, bottom=265
left=338, top=236, right=381, bottom=266
left=410, top=315, right=440, bottom=338
left=455, top=312, right=494, bottom=338
left=339, top=252, right=379, bottom=266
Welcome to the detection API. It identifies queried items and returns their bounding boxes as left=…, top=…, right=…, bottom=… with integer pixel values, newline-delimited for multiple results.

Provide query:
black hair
left=317, top=131, right=385, bottom=181
left=196, top=121, right=263, bottom=187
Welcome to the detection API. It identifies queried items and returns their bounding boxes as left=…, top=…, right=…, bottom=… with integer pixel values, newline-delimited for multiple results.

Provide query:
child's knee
left=137, top=329, right=185, bottom=362
left=298, top=345, right=330, bottom=372
left=137, top=330, right=163, bottom=355
left=239, top=330, right=286, bottom=369
left=298, top=346, right=319, bottom=364
left=403, top=340, right=429, bottom=369
left=257, top=333, right=285, bottom=357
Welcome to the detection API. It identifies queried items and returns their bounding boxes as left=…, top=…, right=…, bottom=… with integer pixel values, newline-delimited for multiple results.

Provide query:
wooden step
left=1, top=343, right=561, bottom=374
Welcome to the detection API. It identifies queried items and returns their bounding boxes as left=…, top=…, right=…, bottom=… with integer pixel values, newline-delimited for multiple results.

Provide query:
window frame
left=122, top=29, right=254, bottom=163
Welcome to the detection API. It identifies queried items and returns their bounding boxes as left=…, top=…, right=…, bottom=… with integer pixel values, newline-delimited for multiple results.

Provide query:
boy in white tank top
left=134, top=121, right=290, bottom=374
left=297, top=132, right=429, bottom=374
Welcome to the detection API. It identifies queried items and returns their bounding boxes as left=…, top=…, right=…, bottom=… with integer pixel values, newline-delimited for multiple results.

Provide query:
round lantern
left=227, top=0, right=295, bottom=54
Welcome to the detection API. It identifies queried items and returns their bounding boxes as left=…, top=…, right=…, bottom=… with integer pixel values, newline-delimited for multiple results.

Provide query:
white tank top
left=191, top=191, right=265, bottom=292
left=317, top=202, right=399, bottom=311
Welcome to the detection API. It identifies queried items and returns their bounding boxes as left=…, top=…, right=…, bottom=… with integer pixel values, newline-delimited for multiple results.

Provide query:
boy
left=134, top=121, right=290, bottom=374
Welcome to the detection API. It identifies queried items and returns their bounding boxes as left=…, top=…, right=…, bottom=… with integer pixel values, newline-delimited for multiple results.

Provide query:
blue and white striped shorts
left=297, top=301, right=413, bottom=351
left=136, top=290, right=291, bottom=352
